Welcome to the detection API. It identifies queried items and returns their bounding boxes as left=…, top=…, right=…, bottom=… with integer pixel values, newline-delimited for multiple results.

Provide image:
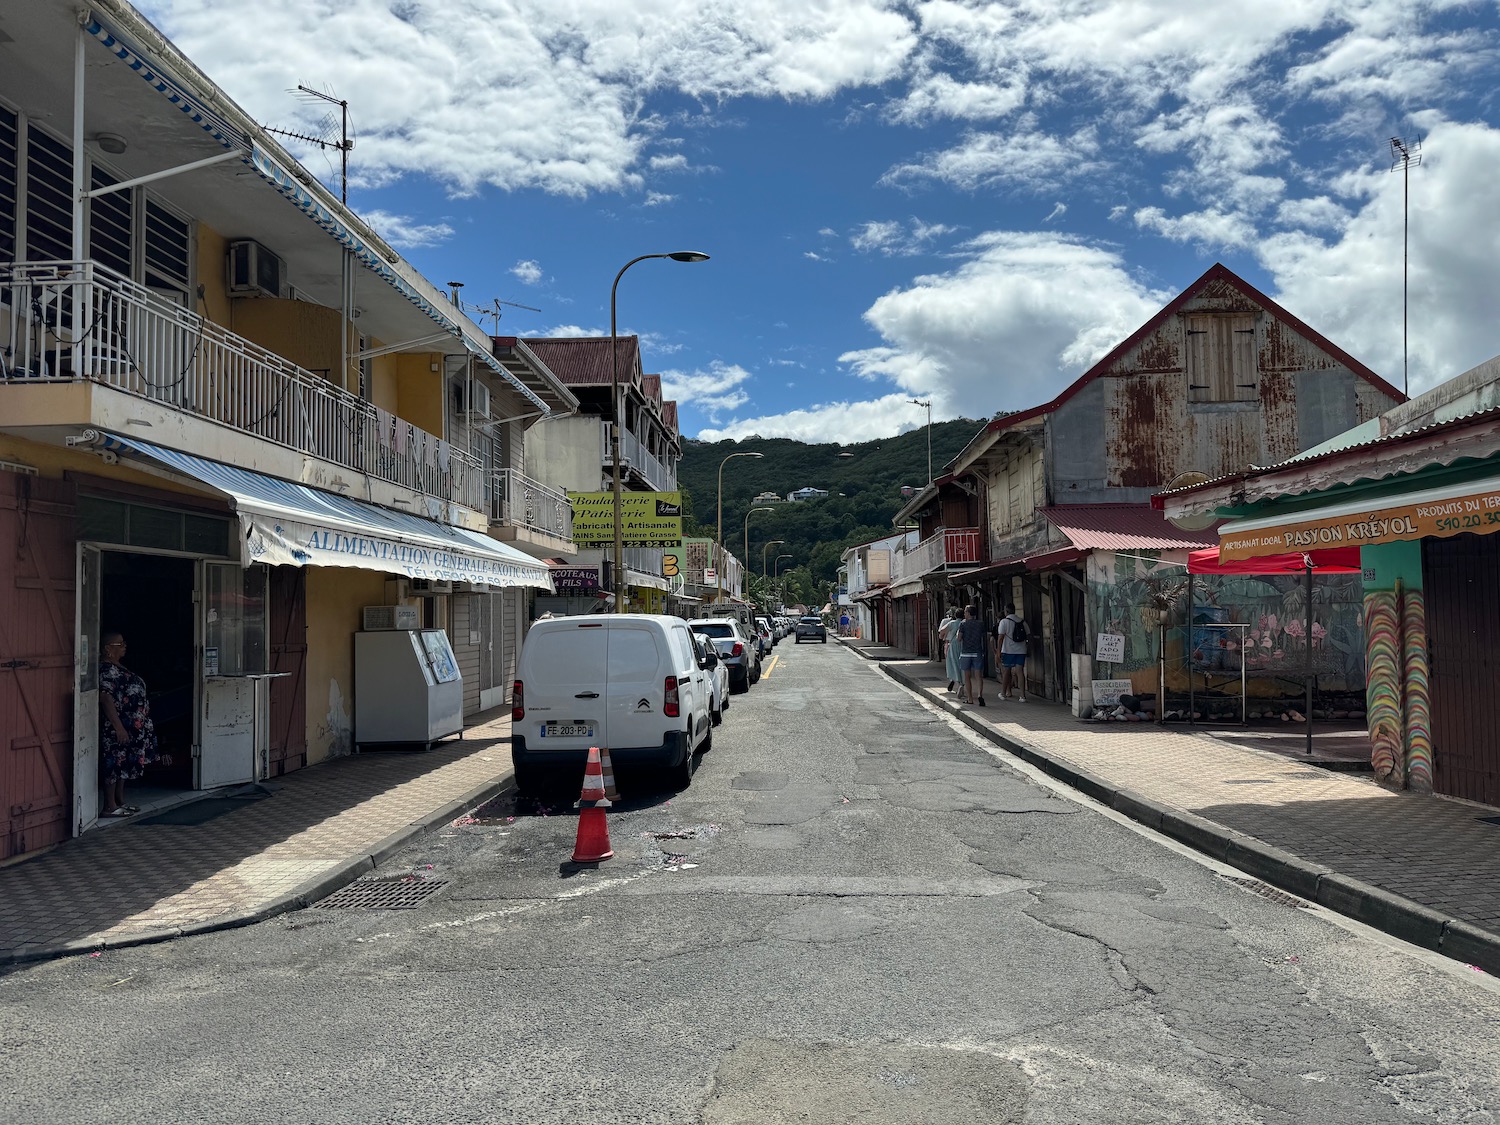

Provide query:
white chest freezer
left=354, top=629, right=464, bottom=750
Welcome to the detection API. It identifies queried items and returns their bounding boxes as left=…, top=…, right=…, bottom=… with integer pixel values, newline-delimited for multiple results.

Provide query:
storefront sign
left=1091, top=679, right=1134, bottom=707
left=1221, top=482, right=1500, bottom=561
left=551, top=566, right=601, bottom=595
left=570, top=492, right=683, bottom=548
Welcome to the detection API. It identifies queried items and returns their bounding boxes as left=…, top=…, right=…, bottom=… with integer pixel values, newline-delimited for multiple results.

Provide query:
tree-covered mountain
left=677, top=418, right=985, bottom=593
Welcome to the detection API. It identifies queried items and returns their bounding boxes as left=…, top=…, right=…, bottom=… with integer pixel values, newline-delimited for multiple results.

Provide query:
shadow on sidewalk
left=0, top=732, right=511, bottom=960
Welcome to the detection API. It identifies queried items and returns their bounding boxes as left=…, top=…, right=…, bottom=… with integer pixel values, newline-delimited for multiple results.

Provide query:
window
left=77, top=495, right=232, bottom=556
left=143, top=198, right=191, bottom=292
left=0, top=104, right=16, bottom=262
left=25, top=126, right=72, bottom=262
left=1185, top=313, right=1258, bottom=403
left=88, top=166, right=133, bottom=276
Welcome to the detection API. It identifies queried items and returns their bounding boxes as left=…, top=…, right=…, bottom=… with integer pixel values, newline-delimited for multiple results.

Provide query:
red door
left=267, top=565, right=308, bottom=776
left=0, top=472, right=77, bottom=860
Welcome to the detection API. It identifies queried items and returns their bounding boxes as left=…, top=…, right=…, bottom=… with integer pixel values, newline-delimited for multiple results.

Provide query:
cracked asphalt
left=4, top=642, right=1499, bottom=1124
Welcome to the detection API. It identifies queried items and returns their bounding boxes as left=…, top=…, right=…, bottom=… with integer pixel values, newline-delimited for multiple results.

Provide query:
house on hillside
left=881, top=263, right=1403, bottom=699
left=752, top=490, right=784, bottom=505
left=787, top=486, right=829, bottom=502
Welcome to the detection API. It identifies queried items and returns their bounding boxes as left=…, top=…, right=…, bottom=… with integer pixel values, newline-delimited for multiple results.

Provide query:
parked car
left=692, top=630, right=730, bottom=725
left=795, top=615, right=828, bottom=643
left=752, top=617, right=774, bottom=657
left=691, top=618, right=761, bottom=692
left=511, top=614, right=713, bottom=792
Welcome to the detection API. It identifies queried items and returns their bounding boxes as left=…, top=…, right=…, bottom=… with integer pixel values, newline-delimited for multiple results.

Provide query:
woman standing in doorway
left=98, top=631, right=159, bottom=817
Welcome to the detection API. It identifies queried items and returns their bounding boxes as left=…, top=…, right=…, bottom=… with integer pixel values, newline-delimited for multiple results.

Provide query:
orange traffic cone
left=599, top=745, right=620, bottom=802
left=571, top=746, right=614, bottom=863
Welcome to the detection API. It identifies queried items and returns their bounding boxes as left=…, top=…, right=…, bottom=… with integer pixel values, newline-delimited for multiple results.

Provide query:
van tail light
left=512, top=681, right=524, bottom=721
left=664, top=675, right=680, bottom=718
left=731, top=642, right=744, bottom=657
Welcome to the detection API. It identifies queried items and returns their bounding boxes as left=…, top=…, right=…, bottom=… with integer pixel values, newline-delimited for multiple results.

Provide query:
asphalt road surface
left=5, top=642, right=1500, bottom=1124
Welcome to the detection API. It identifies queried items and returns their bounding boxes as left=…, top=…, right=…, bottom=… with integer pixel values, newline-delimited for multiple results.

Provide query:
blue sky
left=142, top=0, right=1500, bottom=443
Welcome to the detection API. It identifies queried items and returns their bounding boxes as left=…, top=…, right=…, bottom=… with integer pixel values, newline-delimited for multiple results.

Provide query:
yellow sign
left=1221, top=483, right=1500, bottom=561
left=662, top=550, right=681, bottom=577
left=571, top=491, right=683, bottom=548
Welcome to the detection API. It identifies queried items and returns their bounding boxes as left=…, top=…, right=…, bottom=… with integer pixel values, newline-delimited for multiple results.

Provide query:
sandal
left=102, top=806, right=135, bottom=818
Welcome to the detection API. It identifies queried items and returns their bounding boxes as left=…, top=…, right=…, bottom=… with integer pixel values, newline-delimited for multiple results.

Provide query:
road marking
left=761, top=655, right=780, bottom=678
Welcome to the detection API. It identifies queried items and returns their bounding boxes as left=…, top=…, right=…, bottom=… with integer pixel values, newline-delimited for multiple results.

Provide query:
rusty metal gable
left=1260, top=317, right=1343, bottom=374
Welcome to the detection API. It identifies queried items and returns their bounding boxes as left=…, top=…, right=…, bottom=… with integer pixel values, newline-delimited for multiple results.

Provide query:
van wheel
left=700, top=723, right=713, bottom=753
left=672, top=746, right=695, bottom=789
left=711, top=703, right=722, bottom=727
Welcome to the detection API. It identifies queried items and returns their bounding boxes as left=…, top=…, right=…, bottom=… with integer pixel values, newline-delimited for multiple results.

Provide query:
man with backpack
left=997, top=602, right=1028, bottom=702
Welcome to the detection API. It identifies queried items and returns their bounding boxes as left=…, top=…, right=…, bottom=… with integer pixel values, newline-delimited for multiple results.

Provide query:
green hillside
left=676, top=418, right=985, bottom=598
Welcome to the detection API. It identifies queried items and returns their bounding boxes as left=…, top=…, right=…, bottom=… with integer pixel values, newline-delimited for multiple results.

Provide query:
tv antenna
left=265, top=85, right=354, bottom=203
left=467, top=297, right=543, bottom=334
left=1389, top=135, right=1422, bottom=398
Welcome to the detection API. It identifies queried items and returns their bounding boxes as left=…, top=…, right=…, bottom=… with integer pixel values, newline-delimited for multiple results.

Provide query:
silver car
left=691, top=618, right=761, bottom=692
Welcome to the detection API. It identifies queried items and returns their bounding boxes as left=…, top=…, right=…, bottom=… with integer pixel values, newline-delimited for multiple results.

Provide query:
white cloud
left=660, top=361, right=752, bottom=421
left=850, top=218, right=956, bottom=256
left=1043, top=202, right=1066, bottom=222
left=1134, top=206, right=1259, bottom=251
left=511, top=259, right=544, bottom=285
left=696, top=393, right=930, bottom=443
left=804, top=251, right=830, bottom=261
left=643, top=191, right=676, bottom=206
left=1262, top=115, right=1500, bottom=396
left=357, top=209, right=454, bottom=248
left=882, top=125, right=1103, bottom=192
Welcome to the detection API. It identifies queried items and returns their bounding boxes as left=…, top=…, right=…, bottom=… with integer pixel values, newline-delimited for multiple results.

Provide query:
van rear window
left=692, top=624, right=734, bottom=639
left=523, top=630, right=606, bottom=684
left=608, top=629, right=662, bottom=683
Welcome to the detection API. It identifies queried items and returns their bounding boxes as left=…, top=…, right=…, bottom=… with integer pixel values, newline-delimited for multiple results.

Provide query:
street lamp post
left=743, top=506, right=774, bottom=589
left=716, top=451, right=762, bottom=607
left=610, top=251, right=711, bottom=612
left=908, top=398, right=932, bottom=485
left=761, top=538, right=785, bottom=579
left=775, top=553, right=794, bottom=608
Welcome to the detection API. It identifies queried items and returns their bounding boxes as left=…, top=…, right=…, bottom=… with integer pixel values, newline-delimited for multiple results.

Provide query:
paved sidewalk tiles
left=1, top=711, right=516, bottom=965
left=840, top=638, right=1500, bottom=974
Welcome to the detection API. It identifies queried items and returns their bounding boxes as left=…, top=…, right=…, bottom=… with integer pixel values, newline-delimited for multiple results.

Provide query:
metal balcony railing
left=893, top=527, right=985, bottom=581
left=600, top=422, right=676, bottom=491
left=0, top=261, right=482, bottom=510
left=490, top=469, right=573, bottom=542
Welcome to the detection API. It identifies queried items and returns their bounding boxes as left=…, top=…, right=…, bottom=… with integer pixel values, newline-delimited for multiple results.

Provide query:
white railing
left=491, top=469, right=573, bottom=542
left=894, top=533, right=943, bottom=581
left=600, top=423, right=676, bottom=491
left=0, top=261, right=482, bottom=510
left=892, top=528, right=986, bottom=582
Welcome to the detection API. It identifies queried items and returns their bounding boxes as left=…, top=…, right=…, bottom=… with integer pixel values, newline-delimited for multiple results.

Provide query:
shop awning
left=98, top=435, right=553, bottom=590
left=1188, top=547, right=1362, bottom=575
left=1218, top=471, right=1500, bottom=561
left=1042, top=504, right=1220, bottom=552
left=885, top=577, right=926, bottom=599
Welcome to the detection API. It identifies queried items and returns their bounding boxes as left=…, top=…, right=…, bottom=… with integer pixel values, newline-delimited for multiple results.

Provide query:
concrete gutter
left=841, top=637, right=1500, bottom=976
left=9, top=773, right=517, bottom=966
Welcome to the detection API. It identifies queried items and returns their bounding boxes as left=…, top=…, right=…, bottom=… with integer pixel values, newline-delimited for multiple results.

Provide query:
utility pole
left=1389, top=136, right=1422, bottom=398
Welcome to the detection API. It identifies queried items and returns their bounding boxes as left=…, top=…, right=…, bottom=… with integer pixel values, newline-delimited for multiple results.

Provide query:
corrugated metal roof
left=642, top=374, right=663, bottom=406
left=662, top=400, right=678, bottom=433
left=521, top=336, right=641, bottom=388
left=1040, top=504, right=1220, bottom=551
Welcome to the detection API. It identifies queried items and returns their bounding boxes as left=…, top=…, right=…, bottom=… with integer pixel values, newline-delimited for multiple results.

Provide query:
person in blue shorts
left=955, top=603, right=988, bottom=706
left=997, top=602, right=1028, bottom=701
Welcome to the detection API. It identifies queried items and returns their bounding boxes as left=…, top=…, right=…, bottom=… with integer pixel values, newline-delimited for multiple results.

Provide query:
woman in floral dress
left=98, top=632, right=158, bottom=817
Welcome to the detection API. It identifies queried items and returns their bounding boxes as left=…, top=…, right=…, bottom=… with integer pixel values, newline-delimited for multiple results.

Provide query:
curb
left=4, top=770, right=518, bottom=967
left=876, top=660, right=1500, bottom=977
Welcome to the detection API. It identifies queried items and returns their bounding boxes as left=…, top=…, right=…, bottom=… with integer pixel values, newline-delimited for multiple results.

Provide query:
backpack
left=1007, top=615, right=1029, bottom=644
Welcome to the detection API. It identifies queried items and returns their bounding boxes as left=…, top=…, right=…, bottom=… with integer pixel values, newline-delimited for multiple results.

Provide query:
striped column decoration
left=1401, top=586, right=1434, bottom=793
left=1363, top=589, right=1404, bottom=785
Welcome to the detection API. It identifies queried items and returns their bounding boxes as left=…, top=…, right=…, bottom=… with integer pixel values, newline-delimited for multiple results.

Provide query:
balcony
left=489, top=469, right=573, bottom=546
left=600, top=424, right=676, bottom=492
left=0, top=261, right=482, bottom=512
left=893, top=527, right=985, bottom=582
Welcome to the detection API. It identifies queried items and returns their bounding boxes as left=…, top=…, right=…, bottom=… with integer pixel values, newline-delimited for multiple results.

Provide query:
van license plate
left=542, top=721, right=593, bottom=738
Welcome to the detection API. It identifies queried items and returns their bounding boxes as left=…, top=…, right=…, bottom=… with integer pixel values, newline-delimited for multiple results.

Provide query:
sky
left=139, top=0, right=1500, bottom=444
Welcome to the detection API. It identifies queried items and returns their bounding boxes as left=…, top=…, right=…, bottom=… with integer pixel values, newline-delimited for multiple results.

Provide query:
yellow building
left=0, top=0, right=577, bottom=861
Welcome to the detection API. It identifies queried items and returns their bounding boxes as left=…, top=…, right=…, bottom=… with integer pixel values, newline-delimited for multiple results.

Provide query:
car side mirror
left=699, top=650, right=718, bottom=668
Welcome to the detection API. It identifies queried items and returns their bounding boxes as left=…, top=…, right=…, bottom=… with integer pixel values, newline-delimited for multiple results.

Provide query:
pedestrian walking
left=938, top=608, right=962, bottom=692
left=997, top=603, right=1028, bottom=701
left=956, top=604, right=988, bottom=706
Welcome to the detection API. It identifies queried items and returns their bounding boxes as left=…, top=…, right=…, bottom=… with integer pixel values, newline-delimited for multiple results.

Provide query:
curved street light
left=775, top=553, right=795, bottom=609
left=744, top=506, right=775, bottom=583
left=716, top=451, right=762, bottom=606
left=761, top=538, right=785, bottom=579
left=908, top=398, right=932, bottom=485
left=610, top=251, right=711, bottom=612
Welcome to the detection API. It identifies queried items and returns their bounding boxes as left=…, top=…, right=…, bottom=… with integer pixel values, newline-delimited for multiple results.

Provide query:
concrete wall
left=525, top=414, right=605, bottom=493
left=1362, top=540, right=1423, bottom=592
left=303, top=566, right=386, bottom=763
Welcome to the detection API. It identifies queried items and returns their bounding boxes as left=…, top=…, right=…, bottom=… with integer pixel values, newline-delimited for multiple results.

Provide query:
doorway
left=101, top=551, right=196, bottom=801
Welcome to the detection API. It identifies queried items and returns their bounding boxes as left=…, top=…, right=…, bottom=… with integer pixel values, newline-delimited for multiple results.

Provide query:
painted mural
left=1364, top=581, right=1433, bottom=792
left=1087, top=550, right=1366, bottom=696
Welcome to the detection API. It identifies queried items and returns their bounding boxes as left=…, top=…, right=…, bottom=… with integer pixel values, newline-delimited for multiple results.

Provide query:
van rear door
left=521, top=621, right=609, bottom=752
left=605, top=622, right=670, bottom=751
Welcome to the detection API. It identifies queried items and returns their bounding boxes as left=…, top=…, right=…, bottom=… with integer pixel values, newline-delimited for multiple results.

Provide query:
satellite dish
left=1163, top=471, right=1217, bottom=530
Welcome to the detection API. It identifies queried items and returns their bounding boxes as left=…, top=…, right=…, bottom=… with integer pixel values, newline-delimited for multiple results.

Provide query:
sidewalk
left=840, top=637, right=1500, bottom=975
left=0, top=712, right=515, bottom=965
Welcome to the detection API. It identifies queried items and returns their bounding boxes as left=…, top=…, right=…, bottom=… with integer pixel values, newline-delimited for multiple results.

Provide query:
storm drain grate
left=315, top=878, right=450, bottom=910
left=1218, top=874, right=1310, bottom=909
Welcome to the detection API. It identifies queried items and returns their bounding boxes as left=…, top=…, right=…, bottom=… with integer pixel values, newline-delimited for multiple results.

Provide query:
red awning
left=1042, top=504, right=1220, bottom=552
left=1187, top=547, right=1362, bottom=575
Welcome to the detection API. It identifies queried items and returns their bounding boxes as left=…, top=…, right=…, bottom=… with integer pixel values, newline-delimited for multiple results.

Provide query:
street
left=4, top=642, right=1499, bottom=1125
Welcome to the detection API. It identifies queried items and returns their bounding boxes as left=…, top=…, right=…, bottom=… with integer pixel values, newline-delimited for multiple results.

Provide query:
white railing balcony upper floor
left=0, top=261, right=482, bottom=511
left=891, top=527, right=985, bottom=582
left=490, top=469, right=573, bottom=543
left=600, top=422, right=676, bottom=492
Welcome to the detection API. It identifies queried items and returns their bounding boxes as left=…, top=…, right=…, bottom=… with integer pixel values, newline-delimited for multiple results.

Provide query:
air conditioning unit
left=409, top=578, right=454, bottom=596
left=362, top=604, right=421, bottom=631
left=227, top=239, right=287, bottom=298
left=453, top=379, right=491, bottom=419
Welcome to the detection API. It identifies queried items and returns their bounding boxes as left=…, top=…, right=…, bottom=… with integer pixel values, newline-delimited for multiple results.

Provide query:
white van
left=511, top=614, right=716, bottom=792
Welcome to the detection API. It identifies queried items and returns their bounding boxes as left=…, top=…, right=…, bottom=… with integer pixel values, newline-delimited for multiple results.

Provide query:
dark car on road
left=794, top=615, right=827, bottom=643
